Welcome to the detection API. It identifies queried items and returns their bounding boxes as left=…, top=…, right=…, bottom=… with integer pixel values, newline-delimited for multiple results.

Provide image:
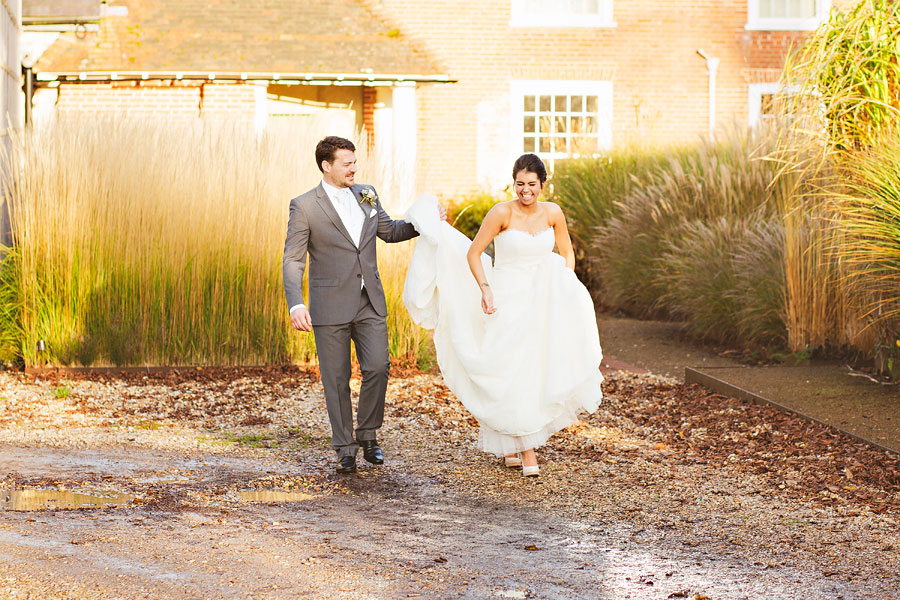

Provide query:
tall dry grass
left=547, top=126, right=790, bottom=349
left=0, top=117, right=432, bottom=367
left=592, top=127, right=781, bottom=319
left=836, top=131, right=900, bottom=376
left=657, top=213, right=786, bottom=345
left=771, top=0, right=900, bottom=362
left=550, top=144, right=692, bottom=289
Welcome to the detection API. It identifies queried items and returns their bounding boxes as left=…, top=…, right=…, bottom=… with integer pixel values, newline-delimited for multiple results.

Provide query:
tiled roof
left=34, top=0, right=444, bottom=78
left=23, top=0, right=103, bottom=22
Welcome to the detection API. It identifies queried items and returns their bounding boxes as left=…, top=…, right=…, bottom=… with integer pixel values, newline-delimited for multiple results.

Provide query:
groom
left=283, top=136, right=443, bottom=474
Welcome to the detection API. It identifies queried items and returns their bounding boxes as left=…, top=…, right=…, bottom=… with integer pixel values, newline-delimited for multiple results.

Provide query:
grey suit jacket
left=282, top=183, right=418, bottom=326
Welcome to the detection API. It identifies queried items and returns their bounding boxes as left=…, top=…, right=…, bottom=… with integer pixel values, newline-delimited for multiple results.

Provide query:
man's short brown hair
left=315, top=136, right=356, bottom=173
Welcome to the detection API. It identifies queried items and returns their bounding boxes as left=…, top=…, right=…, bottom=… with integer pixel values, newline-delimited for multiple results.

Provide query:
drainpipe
left=696, top=49, right=719, bottom=141
left=22, top=63, right=34, bottom=126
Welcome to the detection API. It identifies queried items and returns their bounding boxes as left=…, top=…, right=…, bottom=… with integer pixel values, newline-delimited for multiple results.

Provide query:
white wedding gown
left=402, top=194, right=604, bottom=457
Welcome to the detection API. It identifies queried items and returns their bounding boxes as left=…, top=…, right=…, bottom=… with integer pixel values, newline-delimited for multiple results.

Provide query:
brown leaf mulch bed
left=551, top=375, right=900, bottom=511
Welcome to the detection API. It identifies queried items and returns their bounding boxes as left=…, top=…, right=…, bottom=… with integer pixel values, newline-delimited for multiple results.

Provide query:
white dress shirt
left=289, top=180, right=367, bottom=316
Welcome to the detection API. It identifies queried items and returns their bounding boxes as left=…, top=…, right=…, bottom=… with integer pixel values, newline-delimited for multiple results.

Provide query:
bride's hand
left=481, top=287, right=496, bottom=314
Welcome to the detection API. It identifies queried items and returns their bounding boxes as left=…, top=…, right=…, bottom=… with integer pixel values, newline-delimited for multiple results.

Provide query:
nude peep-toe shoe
left=504, top=454, right=522, bottom=468
left=522, top=464, right=540, bottom=477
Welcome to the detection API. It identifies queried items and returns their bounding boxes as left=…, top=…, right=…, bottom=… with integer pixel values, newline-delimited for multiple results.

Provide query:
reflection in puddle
left=1, top=489, right=135, bottom=511
left=238, top=489, right=313, bottom=503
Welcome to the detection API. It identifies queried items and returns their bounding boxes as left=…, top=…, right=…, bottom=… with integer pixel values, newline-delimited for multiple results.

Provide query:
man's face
left=322, top=149, right=357, bottom=188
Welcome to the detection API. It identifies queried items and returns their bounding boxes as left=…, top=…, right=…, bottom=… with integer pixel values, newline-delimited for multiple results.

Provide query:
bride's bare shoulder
left=541, top=201, right=565, bottom=220
left=487, top=201, right=514, bottom=218
left=540, top=200, right=563, bottom=212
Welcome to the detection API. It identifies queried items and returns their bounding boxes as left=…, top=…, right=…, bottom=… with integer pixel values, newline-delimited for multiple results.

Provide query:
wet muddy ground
left=1, top=368, right=898, bottom=599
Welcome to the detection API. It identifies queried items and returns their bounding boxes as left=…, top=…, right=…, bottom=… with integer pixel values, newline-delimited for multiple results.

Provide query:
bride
left=403, top=154, right=604, bottom=477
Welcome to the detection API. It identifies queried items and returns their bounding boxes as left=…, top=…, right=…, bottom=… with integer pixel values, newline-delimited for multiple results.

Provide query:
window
left=749, top=83, right=780, bottom=127
left=510, top=81, right=613, bottom=169
left=748, top=82, right=807, bottom=127
left=747, top=0, right=830, bottom=31
left=510, top=0, right=615, bottom=28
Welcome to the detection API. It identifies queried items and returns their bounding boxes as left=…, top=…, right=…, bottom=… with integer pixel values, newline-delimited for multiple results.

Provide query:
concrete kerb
left=685, top=366, right=899, bottom=456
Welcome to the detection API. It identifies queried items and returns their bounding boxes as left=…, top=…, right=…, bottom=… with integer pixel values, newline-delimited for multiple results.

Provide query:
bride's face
left=514, top=170, right=543, bottom=206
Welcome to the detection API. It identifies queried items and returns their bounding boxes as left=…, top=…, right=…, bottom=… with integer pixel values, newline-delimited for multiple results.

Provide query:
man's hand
left=438, top=203, right=448, bottom=222
left=290, top=306, right=313, bottom=332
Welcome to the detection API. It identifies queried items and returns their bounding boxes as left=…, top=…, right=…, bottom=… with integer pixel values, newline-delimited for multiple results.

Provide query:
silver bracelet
left=480, top=282, right=490, bottom=288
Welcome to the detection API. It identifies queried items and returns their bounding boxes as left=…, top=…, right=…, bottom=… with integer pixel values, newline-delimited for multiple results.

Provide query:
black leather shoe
left=336, top=456, right=357, bottom=474
left=360, top=440, right=384, bottom=465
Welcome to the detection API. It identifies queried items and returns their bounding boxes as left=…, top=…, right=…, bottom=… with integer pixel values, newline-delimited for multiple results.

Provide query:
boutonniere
left=359, top=188, right=378, bottom=207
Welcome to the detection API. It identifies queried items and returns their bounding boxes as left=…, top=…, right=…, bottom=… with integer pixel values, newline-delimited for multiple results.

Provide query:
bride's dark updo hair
left=512, top=153, right=547, bottom=184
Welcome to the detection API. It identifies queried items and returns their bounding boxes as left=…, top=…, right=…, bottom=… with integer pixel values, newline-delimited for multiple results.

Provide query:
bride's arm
left=549, top=203, right=576, bottom=270
left=467, top=205, right=506, bottom=314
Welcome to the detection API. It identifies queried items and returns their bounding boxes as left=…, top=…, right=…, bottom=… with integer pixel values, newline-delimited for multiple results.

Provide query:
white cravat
left=289, top=181, right=366, bottom=316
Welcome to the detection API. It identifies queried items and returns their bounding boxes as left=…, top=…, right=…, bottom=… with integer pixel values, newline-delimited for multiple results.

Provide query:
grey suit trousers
left=313, top=287, right=390, bottom=458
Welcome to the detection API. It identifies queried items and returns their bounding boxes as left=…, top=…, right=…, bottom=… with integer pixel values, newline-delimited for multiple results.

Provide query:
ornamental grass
left=0, top=117, right=432, bottom=368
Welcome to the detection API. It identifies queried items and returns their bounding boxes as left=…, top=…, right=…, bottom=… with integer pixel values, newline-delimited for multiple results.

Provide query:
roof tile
left=35, top=0, right=443, bottom=77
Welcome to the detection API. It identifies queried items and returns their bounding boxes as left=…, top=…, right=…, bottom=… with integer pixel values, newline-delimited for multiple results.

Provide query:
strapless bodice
left=493, top=227, right=554, bottom=268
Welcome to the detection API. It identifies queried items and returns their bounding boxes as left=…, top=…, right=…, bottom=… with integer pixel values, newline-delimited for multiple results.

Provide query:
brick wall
left=200, top=83, right=257, bottom=118
left=364, top=0, right=859, bottom=197
left=55, top=80, right=259, bottom=118
left=363, top=86, right=376, bottom=151
left=57, top=81, right=201, bottom=116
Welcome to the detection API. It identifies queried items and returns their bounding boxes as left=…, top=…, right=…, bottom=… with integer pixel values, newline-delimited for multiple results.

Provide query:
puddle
left=1, top=489, right=135, bottom=511
left=137, top=474, right=195, bottom=485
left=238, top=489, right=314, bottom=503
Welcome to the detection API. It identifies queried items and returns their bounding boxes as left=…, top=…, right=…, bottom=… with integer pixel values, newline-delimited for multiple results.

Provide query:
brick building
left=25, top=0, right=857, bottom=199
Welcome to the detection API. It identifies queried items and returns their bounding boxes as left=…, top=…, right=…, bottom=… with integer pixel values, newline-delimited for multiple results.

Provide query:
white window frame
left=510, top=0, right=616, bottom=28
left=748, top=82, right=807, bottom=127
left=509, top=80, right=613, bottom=170
left=746, top=0, right=830, bottom=31
left=748, top=82, right=781, bottom=127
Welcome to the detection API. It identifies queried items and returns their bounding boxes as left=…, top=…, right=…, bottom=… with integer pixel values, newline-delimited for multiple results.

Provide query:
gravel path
left=0, top=368, right=898, bottom=599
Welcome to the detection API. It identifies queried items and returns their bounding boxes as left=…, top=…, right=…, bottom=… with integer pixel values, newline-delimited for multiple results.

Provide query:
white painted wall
left=391, top=83, right=417, bottom=209
left=372, top=85, right=394, bottom=202
left=1, top=0, right=22, bottom=136
left=1, top=0, right=22, bottom=247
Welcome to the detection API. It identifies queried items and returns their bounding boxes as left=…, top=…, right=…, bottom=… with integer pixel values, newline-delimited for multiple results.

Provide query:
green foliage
left=54, top=385, right=71, bottom=399
left=543, top=1, right=900, bottom=373
left=0, top=246, right=23, bottom=365
left=447, top=190, right=509, bottom=240
left=550, top=148, right=689, bottom=242
left=769, top=346, right=814, bottom=365
left=786, top=0, right=900, bottom=152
